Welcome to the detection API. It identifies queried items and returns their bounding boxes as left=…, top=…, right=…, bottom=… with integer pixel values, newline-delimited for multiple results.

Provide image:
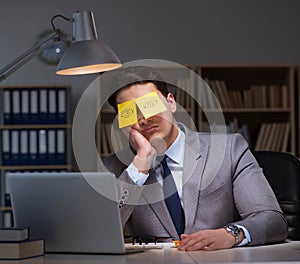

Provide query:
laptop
left=7, top=172, right=144, bottom=254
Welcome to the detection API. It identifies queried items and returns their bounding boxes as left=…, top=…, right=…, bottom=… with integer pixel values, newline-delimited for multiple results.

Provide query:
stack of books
left=0, top=227, right=44, bottom=260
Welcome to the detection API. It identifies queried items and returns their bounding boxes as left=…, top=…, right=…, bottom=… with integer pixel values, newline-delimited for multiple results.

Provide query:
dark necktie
left=161, top=156, right=185, bottom=236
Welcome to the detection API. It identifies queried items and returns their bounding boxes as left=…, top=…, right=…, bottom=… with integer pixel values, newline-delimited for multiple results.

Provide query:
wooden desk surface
left=0, top=241, right=299, bottom=264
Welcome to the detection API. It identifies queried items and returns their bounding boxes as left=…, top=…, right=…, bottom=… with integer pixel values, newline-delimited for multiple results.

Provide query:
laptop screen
left=7, top=172, right=127, bottom=254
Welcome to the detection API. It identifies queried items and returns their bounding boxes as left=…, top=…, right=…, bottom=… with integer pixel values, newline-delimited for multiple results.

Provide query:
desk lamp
left=0, top=10, right=121, bottom=82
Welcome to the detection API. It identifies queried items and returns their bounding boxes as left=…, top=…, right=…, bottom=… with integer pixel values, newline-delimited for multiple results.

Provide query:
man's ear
left=166, top=93, right=177, bottom=113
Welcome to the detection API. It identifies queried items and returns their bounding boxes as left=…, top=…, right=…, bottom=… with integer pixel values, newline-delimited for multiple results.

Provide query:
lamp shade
left=56, top=11, right=121, bottom=75
left=56, top=39, right=121, bottom=75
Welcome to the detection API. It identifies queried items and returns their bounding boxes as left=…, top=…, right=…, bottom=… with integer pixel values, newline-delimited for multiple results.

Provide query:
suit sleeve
left=230, top=134, right=288, bottom=245
left=102, top=155, right=144, bottom=227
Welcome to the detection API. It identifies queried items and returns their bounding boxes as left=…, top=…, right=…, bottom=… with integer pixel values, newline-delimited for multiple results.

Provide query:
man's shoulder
left=182, top=125, right=241, bottom=143
left=102, top=147, right=134, bottom=173
left=179, top=123, right=243, bottom=147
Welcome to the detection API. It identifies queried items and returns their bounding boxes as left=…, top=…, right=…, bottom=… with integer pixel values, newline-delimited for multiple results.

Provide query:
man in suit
left=103, top=66, right=288, bottom=251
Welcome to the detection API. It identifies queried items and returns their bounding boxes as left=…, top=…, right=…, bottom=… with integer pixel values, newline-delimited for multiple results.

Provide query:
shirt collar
left=165, top=128, right=185, bottom=164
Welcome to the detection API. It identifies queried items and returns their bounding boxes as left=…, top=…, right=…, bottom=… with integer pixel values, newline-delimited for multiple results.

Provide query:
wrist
left=133, top=155, right=153, bottom=173
left=223, top=224, right=244, bottom=245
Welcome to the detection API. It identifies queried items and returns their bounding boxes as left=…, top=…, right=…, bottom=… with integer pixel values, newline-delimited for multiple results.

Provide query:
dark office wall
left=1, top=0, right=300, bottom=106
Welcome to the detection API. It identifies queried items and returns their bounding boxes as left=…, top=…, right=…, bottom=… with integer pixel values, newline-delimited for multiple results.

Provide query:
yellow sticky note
left=136, top=92, right=167, bottom=119
left=117, top=99, right=137, bottom=128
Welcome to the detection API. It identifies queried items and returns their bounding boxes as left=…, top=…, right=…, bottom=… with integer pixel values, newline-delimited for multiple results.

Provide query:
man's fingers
left=178, top=234, right=211, bottom=251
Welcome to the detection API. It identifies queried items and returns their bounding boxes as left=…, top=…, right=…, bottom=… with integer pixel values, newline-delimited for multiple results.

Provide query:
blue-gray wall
left=1, top=0, right=300, bottom=107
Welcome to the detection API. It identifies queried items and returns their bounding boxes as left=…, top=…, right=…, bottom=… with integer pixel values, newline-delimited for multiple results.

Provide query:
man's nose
left=137, top=110, right=151, bottom=125
left=138, top=116, right=151, bottom=123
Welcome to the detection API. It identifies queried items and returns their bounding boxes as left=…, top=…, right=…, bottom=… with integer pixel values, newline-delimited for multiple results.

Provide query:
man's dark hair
left=108, top=66, right=176, bottom=112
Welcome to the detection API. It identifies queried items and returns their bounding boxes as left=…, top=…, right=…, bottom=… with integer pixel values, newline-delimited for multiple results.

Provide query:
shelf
left=0, top=124, right=72, bottom=129
left=0, top=165, right=72, bottom=170
left=198, top=64, right=295, bottom=154
left=203, top=108, right=292, bottom=113
left=0, top=206, right=12, bottom=212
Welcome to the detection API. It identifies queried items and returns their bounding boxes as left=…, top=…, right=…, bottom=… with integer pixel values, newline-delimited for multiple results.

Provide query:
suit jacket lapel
left=181, top=125, right=209, bottom=228
left=142, top=169, right=178, bottom=238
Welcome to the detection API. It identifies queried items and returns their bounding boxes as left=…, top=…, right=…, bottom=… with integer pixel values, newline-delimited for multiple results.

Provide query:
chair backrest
left=253, top=151, right=300, bottom=240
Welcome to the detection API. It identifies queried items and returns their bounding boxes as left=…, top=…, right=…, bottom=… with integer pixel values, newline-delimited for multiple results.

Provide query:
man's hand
left=177, top=228, right=243, bottom=251
left=129, top=128, right=156, bottom=173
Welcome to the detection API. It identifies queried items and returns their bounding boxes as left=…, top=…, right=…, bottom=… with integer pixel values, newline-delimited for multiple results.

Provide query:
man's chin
left=149, top=135, right=167, bottom=154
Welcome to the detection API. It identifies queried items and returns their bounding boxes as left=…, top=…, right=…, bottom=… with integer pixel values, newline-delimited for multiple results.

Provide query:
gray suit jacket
left=102, top=123, right=288, bottom=245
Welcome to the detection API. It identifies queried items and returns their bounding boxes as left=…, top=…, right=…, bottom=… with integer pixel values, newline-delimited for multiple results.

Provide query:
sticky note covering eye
left=117, top=92, right=167, bottom=128
left=136, top=92, right=167, bottom=119
left=118, top=99, right=137, bottom=128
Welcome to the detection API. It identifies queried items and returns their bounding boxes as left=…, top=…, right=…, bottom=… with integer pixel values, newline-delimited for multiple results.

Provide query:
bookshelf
left=197, top=65, right=295, bottom=154
left=96, top=64, right=296, bottom=160
left=0, top=85, right=72, bottom=227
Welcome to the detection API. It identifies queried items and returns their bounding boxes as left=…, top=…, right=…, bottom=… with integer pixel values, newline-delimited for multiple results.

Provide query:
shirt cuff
left=236, top=225, right=252, bottom=246
left=126, top=163, right=149, bottom=186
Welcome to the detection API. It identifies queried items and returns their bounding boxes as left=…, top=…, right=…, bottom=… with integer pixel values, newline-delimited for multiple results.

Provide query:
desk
left=188, top=241, right=300, bottom=263
left=1, top=241, right=299, bottom=264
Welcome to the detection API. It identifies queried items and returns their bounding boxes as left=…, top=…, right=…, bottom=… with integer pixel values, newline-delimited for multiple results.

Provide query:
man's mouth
left=142, top=126, right=158, bottom=134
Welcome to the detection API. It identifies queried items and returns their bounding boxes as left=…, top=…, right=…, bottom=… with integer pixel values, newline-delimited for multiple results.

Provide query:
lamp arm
left=0, top=31, right=60, bottom=82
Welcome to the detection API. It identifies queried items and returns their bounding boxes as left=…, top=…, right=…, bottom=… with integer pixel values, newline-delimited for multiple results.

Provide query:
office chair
left=253, top=151, right=300, bottom=240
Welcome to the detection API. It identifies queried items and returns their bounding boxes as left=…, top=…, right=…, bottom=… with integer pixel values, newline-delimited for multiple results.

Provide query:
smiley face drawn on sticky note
left=117, top=92, right=167, bottom=128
